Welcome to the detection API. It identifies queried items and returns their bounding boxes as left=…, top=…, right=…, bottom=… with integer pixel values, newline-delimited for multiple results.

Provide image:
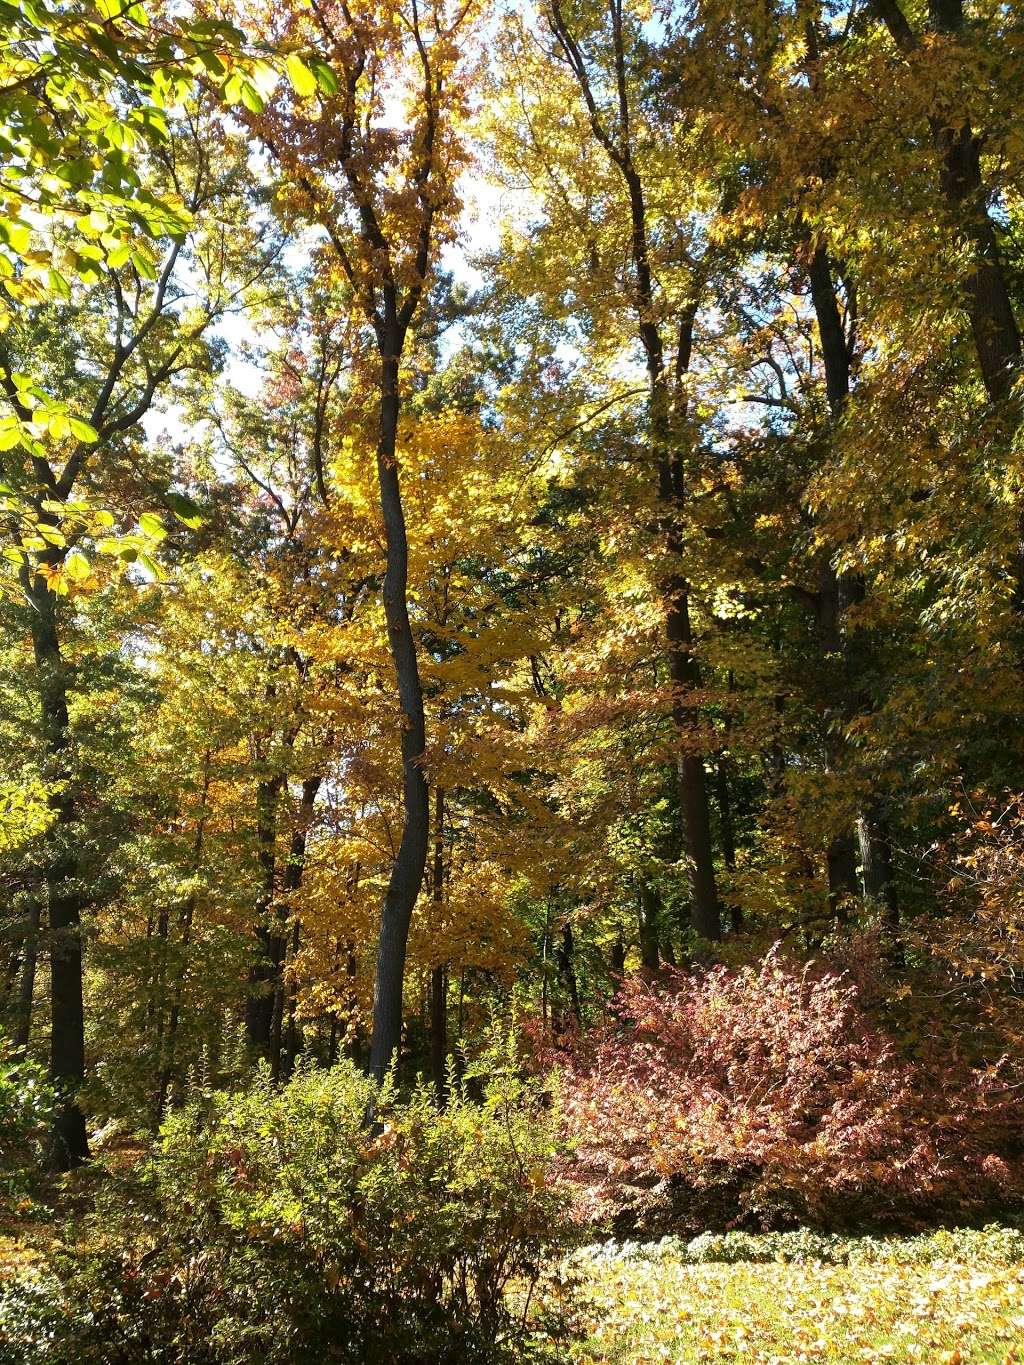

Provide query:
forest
left=1, top=0, right=1023, bottom=1360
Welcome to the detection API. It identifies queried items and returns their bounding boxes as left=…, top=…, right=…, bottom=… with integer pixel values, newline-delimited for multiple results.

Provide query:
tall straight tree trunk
left=368, top=336, right=430, bottom=1084
left=637, top=882, right=660, bottom=972
left=807, top=246, right=898, bottom=920
left=270, top=774, right=322, bottom=1080
left=14, top=902, right=40, bottom=1051
left=245, top=766, right=284, bottom=1058
left=715, top=754, right=743, bottom=934
left=663, top=306, right=722, bottom=939
left=609, top=931, right=626, bottom=978
left=547, top=0, right=721, bottom=940
left=556, top=921, right=581, bottom=1026
left=24, top=568, right=88, bottom=1168
left=429, top=786, right=447, bottom=1102
left=858, top=810, right=899, bottom=927
left=156, top=755, right=211, bottom=1121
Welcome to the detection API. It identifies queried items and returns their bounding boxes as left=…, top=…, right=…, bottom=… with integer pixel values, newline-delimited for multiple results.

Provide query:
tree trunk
left=715, top=754, right=743, bottom=933
left=555, top=922, right=581, bottom=1026
left=429, top=786, right=447, bottom=1102
left=807, top=247, right=891, bottom=921
left=245, top=767, right=284, bottom=1058
left=662, top=307, right=721, bottom=940
left=273, top=774, right=322, bottom=1080
left=857, top=810, right=898, bottom=926
left=14, top=901, right=40, bottom=1051
left=368, top=338, right=430, bottom=1084
left=609, top=932, right=625, bottom=978
left=24, top=569, right=88, bottom=1169
left=637, top=882, right=660, bottom=972
left=155, top=764, right=210, bottom=1121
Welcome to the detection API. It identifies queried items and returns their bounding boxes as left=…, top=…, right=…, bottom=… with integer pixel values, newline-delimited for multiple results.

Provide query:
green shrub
left=27, top=1058, right=571, bottom=1364
left=0, top=1038, right=51, bottom=1209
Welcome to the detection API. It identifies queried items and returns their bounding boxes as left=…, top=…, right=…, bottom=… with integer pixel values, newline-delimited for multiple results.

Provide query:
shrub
left=557, top=949, right=1024, bottom=1234
left=28, top=1058, right=571, bottom=1365
left=0, top=1038, right=51, bottom=1209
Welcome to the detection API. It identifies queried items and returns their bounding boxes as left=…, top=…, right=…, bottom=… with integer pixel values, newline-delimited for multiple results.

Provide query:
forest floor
left=567, top=1241, right=1024, bottom=1365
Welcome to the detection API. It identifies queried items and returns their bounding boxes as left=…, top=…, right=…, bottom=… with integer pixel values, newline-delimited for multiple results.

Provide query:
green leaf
left=69, top=418, right=98, bottom=443
left=0, top=218, right=30, bottom=254
left=136, top=551, right=165, bottom=581
left=239, top=80, right=265, bottom=114
left=64, top=549, right=91, bottom=581
left=286, top=54, right=318, bottom=99
left=131, top=250, right=157, bottom=280
left=47, top=410, right=71, bottom=440
left=138, top=511, right=166, bottom=540
left=0, top=423, right=22, bottom=451
left=167, top=492, right=204, bottom=528
left=313, top=62, right=339, bottom=96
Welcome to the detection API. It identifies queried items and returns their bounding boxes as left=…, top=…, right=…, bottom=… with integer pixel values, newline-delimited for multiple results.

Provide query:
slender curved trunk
left=368, top=336, right=430, bottom=1084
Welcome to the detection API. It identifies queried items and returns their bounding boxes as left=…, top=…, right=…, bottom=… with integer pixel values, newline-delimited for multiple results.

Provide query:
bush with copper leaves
left=557, top=949, right=1023, bottom=1234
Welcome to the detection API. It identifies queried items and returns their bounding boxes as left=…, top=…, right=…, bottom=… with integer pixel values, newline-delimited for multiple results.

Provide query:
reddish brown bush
left=556, top=949, right=1023, bottom=1233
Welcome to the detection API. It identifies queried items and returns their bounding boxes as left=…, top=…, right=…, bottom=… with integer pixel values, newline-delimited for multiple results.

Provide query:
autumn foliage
left=556, top=951, right=1024, bottom=1234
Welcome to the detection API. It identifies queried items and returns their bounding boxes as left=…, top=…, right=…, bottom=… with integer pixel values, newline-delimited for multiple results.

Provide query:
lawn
left=569, top=1234, right=1024, bottom=1365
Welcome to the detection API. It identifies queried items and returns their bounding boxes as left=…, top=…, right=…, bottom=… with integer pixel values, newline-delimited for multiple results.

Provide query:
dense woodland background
left=1, top=0, right=1024, bottom=1358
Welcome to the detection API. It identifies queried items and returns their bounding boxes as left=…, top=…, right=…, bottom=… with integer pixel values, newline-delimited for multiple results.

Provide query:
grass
left=568, top=1238, right=1024, bottom=1365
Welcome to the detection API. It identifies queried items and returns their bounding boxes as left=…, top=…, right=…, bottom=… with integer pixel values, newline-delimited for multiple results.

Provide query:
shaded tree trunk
left=547, top=2, right=721, bottom=940
left=368, top=337, right=431, bottom=1084
left=24, top=568, right=88, bottom=1168
left=274, top=774, right=322, bottom=1080
left=609, top=932, right=626, bottom=978
left=637, top=883, right=660, bottom=972
left=14, top=901, right=40, bottom=1051
left=429, top=786, right=447, bottom=1102
left=156, top=756, right=211, bottom=1121
left=715, top=752, right=743, bottom=934
left=556, top=921, right=581, bottom=1026
left=245, top=764, right=284, bottom=1058
left=807, top=246, right=897, bottom=921
left=858, top=809, right=899, bottom=928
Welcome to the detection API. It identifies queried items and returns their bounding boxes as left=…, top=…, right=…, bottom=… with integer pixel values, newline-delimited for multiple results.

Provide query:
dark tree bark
left=156, top=756, right=211, bottom=1121
left=807, top=246, right=898, bottom=921
left=556, top=922, right=582, bottom=1026
left=715, top=754, right=743, bottom=934
left=638, top=883, right=661, bottom=972
left=609, top=932, right=626, bottom=978
left=245, top=764, right=285, bottom=1057
left=548, top=0, right=722, bottom=940
left=429, top=786, right=447, bottom=1102
left=274, top=774, right=322, bottom=1080
left=13, top=901, right=40, bottom=1051
left=23, top=568, right=88, bottom=1168
left=367, top=340, right=431, bottom=1084
left=857, top=809, right=898, bottom=926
